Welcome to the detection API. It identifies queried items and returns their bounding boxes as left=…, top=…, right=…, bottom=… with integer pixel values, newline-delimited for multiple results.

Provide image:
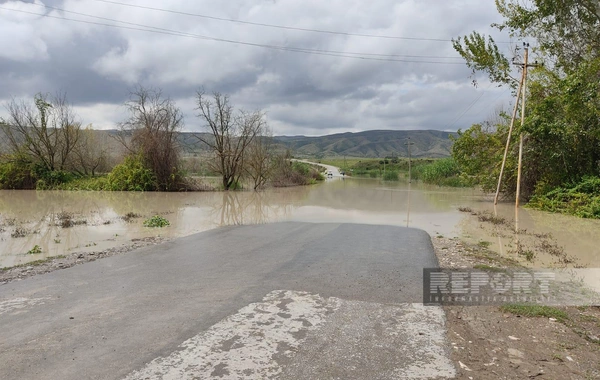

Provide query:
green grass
left=477, top=241, right=492, bottom=248
left=499, top=304, right=569, bottom=322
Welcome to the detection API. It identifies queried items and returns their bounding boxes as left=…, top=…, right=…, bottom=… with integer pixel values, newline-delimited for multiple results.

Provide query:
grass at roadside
left=500, top=304, right=570, bottom=322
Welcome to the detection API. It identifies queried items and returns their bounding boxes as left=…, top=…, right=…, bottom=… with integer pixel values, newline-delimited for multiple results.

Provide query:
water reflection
left=1, top=178, right=599, bottom=268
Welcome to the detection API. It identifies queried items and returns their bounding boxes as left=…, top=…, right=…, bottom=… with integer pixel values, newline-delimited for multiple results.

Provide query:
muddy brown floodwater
left=1, top=177, right=600, bottom=271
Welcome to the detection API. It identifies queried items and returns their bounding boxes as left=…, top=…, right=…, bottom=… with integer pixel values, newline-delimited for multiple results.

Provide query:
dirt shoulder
left=1, top=236, right=168, bottom=285
left=433, top=236, right=600, bottom=380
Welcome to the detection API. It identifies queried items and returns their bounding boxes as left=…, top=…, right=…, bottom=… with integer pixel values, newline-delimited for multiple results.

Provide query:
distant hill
left=0, top=128, right=453, bottom=159
left=273, top=130, right=455, bottom=158
left=175, top=129, right=455, bottom=158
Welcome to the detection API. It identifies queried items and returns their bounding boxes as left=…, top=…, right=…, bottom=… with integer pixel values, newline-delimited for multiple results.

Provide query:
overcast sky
left=0, top=0, right=516, bottom=136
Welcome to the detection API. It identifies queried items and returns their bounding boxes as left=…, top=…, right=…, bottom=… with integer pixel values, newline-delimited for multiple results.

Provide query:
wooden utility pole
left=494, top=69, right=525, bottom=205
left=515, top=44, right=540, bottom=231
left=515, top=45, right=530, bottom=229
left=405, top=137, right=414, bottom=183
left=493, top=43, right=539, bottom=232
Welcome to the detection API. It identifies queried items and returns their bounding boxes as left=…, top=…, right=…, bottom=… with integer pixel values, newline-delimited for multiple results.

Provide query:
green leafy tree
left=452, top=0, right=600, bottom=199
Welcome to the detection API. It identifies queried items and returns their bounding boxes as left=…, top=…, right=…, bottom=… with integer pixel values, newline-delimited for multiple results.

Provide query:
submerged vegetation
left=143, top=215, right=170, bottom=228
left=27, top=245, right=42, bottom=255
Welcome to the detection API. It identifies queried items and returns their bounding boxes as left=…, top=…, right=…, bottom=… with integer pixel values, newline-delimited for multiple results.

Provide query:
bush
left=527, top=177, right=600, bottom=218
left=415, top=158, right=472, bottom=187
left=270, top=159, right=324, bottom=187
left=383, top=171, right=399, bottom=181
left=106, top=155, right=157, bottom=191
left=0, top=155, right=37, bottom=189
left=35, top=168, right=76, bottom=189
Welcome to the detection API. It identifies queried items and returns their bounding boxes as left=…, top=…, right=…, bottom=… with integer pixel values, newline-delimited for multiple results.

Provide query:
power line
left=0, top=6, right=467, bottom=64
left=470, top=87, right=511, bottom=119
left=444, top=83, right=495, bottom=130
left=90, top=0, right=500, bottom=43
left=28, top=3, right=465, bottom=60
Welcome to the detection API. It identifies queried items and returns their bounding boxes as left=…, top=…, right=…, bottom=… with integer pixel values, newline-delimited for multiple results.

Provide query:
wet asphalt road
left=0, top=222, right=455, bottom=379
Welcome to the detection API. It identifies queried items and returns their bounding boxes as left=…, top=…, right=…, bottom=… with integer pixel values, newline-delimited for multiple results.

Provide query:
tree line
left=449, top=0, right=600, bottom=217
left=0, top=87, right=323, bottom=191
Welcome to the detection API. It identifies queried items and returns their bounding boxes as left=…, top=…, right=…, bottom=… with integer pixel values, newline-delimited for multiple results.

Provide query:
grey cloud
left=0, top=0, right=512, bottom=135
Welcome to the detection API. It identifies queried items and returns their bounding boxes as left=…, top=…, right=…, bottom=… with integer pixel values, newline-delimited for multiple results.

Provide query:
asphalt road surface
left=0, top=222, right=456, bottom=379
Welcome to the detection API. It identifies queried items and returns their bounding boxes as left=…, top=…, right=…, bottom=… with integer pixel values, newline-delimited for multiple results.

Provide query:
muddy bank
left=432, top=236, right=600, bottom=379
left=0, top=236, right=168, bottom=285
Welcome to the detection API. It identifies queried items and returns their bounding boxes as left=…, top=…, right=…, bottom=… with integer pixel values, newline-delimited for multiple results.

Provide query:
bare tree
left=195, top=91, right=264, bottom=190
left=71, top=126, right=110, bottom=176
left=1, top=92, right=81, bottom=172
left=244, top=125, right=273, bottom=190
left=117, top=86, right=184, bottom=191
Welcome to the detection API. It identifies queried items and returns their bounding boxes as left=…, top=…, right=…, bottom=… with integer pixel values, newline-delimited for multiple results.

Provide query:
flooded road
left=1, top=177, right=599, bottom=268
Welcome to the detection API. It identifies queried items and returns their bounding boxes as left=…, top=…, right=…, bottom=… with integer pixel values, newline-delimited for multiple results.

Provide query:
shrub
left=270, top=159, right=323, bottom=187
left=383, top=171, right=399, bottom=181
left=0, top=155, right=37, bottom=189
left=106, top=155, right=157, bottom=191
left=415, top=158, right=473, bottom=187
left=35, top=169, right=76, bottom=189
left=527, top=176, right=600, bottom=218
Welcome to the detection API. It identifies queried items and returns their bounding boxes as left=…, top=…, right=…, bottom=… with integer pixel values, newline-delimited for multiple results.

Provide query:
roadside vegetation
left=411, top=157, right=473, bottom=187
left=0, top=88, right=320, bottom=192
left=318, top=156, right=472, bottom=187
left=500, top=304, right=569, bottom=322
left=447, top=0, right=600, bottom=218
left=527, top=177, right=600, bottom=219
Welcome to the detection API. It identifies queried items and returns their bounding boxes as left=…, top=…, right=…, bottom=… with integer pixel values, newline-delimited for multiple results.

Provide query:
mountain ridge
left=271, top=129, right=455, bottom=158
left=33, top=129, right=455, bottom=159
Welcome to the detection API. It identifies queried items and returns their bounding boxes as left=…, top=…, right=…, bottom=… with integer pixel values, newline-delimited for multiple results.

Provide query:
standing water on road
left=1, top=177, right=599, bottom=268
